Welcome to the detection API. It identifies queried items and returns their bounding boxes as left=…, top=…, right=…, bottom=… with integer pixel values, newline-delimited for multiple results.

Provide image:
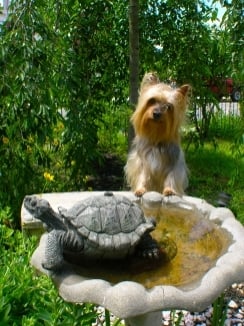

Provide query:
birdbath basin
left=23, top=191, right=244, bottom=326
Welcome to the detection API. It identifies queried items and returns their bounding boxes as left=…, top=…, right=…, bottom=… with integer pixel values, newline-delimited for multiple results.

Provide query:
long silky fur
left=125, top=137, right=188, bottom=195
left=125, top=72, right=190, bottom=196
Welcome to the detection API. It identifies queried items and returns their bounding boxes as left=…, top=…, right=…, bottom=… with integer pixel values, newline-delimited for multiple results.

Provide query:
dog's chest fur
left=136, top=139, right=180, bottom=176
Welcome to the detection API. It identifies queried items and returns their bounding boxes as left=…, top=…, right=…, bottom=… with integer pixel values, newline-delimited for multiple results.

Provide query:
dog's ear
left=178, top=84, right=191, bottom=97
left=140, top=72, right=160, bottom=92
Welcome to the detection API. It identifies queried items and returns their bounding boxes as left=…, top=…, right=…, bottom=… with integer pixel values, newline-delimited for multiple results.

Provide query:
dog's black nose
left=153, top=110, right=162, bottom=120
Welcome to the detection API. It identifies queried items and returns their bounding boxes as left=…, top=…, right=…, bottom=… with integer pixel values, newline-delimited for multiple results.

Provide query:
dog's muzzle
left=153, top=103, right=172, bottom=120
left=153, top=109, right=162, bottom=120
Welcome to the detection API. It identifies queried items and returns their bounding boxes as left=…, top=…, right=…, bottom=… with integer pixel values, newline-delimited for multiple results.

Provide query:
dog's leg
left=134, top=169, right=147, bottom=197
left=163, top=172, right=183, bottom=196
left=163, top=148, right=188, bottom=196
left=163, top=173, right=176, bottom=195
left=135, top=187, right=146, bottom=197
left=163, top=186, right=176, bottom=196
left=163, top=166, right=187, bottom=196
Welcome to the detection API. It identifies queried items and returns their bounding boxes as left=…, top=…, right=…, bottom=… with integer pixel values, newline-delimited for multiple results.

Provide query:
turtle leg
left=136, top=233, right=160, bottom=259
left=43, top=230, right=84, bottom=270
left=43, top=230, right=65, bottom=270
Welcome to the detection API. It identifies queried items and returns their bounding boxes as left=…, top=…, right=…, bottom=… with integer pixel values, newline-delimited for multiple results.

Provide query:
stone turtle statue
left=24, top=192, right=161, bottom=270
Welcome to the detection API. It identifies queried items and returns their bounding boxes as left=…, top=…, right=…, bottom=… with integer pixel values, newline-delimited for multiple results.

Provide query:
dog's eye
left=162, top=103, right=173, bottom=111
left=147, top=98, right=157, bottom=106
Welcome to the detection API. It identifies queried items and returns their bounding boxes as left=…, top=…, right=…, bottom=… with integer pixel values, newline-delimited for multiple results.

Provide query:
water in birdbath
left=66, top=205, right=232, bottom=289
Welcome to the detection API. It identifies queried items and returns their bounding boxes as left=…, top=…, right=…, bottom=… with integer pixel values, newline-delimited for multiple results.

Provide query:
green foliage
left=138, top=0, right=242, bottom=142
left=97, top=102, right=130, bottom=159
left=56, top=0, right=128, bottom=186
left=170, top=310, right=184, bottom=325
left=185, top=139, right=244, bottom=224
left=218, top=0, right=244, bottom=78
left=140, top=0, right=213, bottom=84
left=0, top=213, right=97, bottom=325
left=0, top=0, right=129, bottom=218
left=0, top=0, right=243, bottom=224
left=0, top=0, right=60, bottom=220
left=211, top=293, right=227, bottom=326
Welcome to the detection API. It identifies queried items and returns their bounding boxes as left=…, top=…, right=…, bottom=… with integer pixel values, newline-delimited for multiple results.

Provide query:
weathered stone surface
left=24, top=193, right=160, bottom=270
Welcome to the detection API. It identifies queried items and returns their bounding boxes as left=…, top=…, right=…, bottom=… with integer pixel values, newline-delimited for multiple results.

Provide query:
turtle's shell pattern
left=60, top=193, right=155, bottom=258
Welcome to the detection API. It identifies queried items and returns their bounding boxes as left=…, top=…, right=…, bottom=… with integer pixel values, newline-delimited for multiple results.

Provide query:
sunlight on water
left=135, top=206, right=232, bottom=289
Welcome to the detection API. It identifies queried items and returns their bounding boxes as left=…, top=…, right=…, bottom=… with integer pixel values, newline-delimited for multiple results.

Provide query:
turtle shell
left=59, top=192, right=155, bottom=257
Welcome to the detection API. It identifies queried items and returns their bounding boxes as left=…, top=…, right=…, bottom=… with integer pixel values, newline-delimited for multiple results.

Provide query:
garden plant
left=0, top=0, right=243, bottom=325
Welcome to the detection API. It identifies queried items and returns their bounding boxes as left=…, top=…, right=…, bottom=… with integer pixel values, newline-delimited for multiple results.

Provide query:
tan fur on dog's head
left=131, top=73, right=191, bottom=145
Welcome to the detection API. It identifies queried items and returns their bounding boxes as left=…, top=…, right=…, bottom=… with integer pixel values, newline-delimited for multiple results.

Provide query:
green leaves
left=0, top=0, right=242, bottom=222
left=0, top=1, right=129, bottom=216
left=0, top=218, right=97, bottom=325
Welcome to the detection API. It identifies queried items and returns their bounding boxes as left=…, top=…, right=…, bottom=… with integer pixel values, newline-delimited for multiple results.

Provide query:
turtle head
left=24, top=195, right=65, bottom=230
left=24, top=196, right=51, bottom=219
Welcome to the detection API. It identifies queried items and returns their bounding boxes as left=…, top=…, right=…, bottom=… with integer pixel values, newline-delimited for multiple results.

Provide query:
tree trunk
left=128, top=0, right=139, bottom=148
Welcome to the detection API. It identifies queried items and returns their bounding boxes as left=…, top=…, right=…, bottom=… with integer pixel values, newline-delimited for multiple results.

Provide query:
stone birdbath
left=21, top=191, right=244, bottom=326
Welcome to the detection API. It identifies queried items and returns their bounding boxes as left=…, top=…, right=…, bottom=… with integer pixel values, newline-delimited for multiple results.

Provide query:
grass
left=184, top=137, right=244, bottom=224
left=211, top=293, right=227, bottom=326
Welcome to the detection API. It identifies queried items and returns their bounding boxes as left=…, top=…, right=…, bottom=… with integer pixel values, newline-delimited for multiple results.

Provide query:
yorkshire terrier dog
left=125, top=72, right=191, bottom=197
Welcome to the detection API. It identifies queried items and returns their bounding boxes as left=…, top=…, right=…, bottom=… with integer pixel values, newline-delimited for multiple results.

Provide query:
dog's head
left=131, top=72, right=191, bottom=144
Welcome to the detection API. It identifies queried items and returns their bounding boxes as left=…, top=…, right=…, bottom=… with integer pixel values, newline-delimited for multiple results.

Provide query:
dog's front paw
left=163, top=187, right=176, bottom=196
left=134, top=188, right=146, bottom=197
